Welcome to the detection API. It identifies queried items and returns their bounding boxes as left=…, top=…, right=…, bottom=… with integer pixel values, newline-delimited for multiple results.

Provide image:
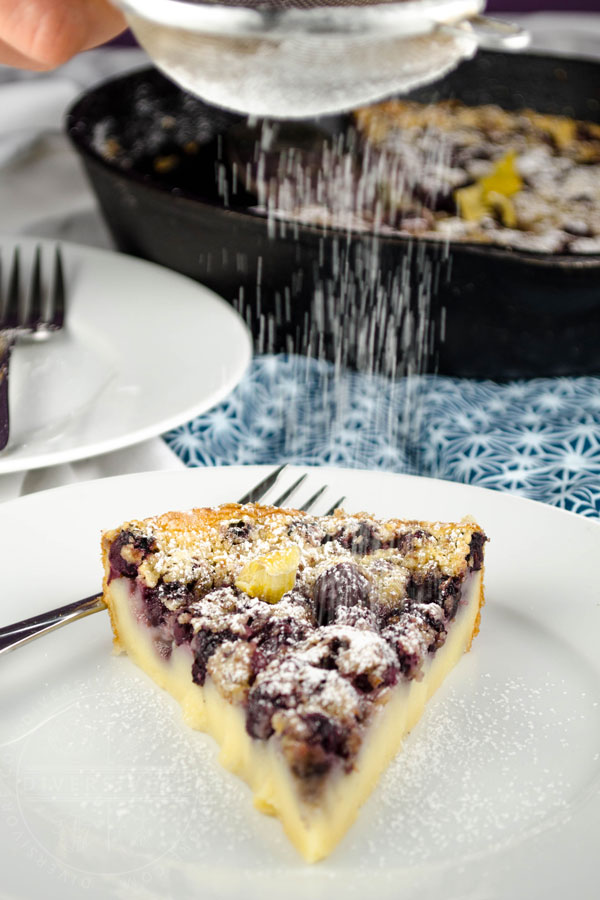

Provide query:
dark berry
left=252, top=617, right=309, bottom=673
left=245, top=682, right=288, bottom=740
left=468, top=531, right=486, bottom=571
left=348, top=522, right=382, bottom=555
left=405, top=571, right=433, bottom=603
left=245, top=695, right=274, bottom=741
left=313, top=562, right=371, bottom=625
left=353, top=673, right=374, bottom=694
left=406, top=572, right=462, bottom=619
left=141, top=585, right=166, bottom=627
left=157, top=580, right=192, bottom=608
left=322, top=522, right=381, bottom=554
left=173, top=619, right=193, bottom=645
left=383, top=619, right=425, bottom=680
left=301, top=713, right=348, bottom=757
left=226, top=520, right=252, bottom=543
left=191, top=628, right=236, bottom=686
left=438, top=577, right=462, bottom=619
left=108, top=530, right=155, bottom=581
left=389, top=529, right=428, bottom=554
left=409, top=603, right=447, bottom=648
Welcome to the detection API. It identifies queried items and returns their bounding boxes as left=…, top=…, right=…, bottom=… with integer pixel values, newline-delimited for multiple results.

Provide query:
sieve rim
left=115, top=0, right=485, bottom=38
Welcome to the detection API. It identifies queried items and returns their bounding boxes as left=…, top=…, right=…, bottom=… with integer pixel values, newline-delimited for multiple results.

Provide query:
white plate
left=0, top=237, right=252, bottom=473
left=0, top=466, right=599, bottom=900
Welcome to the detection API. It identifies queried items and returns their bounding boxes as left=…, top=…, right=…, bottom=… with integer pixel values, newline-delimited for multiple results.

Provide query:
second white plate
left=0, top=466, right=598, bottom=899
left=0, top=237, right=252, bottom=473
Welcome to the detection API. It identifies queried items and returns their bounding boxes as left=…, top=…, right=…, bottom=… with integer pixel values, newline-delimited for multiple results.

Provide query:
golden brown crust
left=355, top=99, right=600, bottom=156
left=102, top=501, right=486, bottom=653
left=101, top=536, right=125, bottom=653
left=103, top=502, right=484, bottom=583
left=101, top=499, right=487, bottom=813
left=466, top=566, right=486, bottom=653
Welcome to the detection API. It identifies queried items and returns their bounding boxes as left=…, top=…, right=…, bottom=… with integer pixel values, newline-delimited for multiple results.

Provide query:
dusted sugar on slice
left=101, top=502, right=487, bottom=862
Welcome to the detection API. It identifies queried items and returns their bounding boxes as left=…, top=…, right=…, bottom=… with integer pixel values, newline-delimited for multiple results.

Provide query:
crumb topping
left=103, top=502, right=486, bottom=788
left=188, top=587, right=312, bottom=637
left=111, top=504, right=481, bottom=590
left=299, top=626, right=397, bottom=686
left=250, top=99, right=600, bottom=255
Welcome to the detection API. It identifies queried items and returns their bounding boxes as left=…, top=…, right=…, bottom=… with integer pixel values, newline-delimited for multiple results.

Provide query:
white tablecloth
left=0, top=13, right=598, bottom=502
left=0, top=48, right=186, bottom=502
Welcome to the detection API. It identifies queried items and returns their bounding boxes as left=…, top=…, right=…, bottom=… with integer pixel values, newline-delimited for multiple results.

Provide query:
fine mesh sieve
left=114, top=0, right=529, bottom=118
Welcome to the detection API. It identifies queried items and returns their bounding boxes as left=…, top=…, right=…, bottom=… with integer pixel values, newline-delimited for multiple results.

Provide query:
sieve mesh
left=116, top=1, right=520, bottom=117
left=183, top=0, right=416, bottom=8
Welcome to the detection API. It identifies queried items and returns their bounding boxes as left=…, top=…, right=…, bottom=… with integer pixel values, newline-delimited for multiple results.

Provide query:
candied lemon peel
left=530, top=113, right=576, bottom=150
left=455, top=150, right=523, bottom=227
left=235, top=545, right=301, bottom=603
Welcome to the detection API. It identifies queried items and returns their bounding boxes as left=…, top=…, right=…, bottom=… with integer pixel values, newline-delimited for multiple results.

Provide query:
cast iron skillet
left=66, top=50, right=600, bottom=378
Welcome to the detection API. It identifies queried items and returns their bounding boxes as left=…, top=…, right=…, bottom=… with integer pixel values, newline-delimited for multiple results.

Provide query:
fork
left=0, top=245, right=66, bottom=451
left=0, top=466, right=345, bottom=655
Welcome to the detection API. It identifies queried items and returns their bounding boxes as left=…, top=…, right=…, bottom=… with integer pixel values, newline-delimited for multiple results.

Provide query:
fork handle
left=0, top=466, right=289, bottom=656
left=0, top=593, right=107, bottom=655
left=0, top=335, right=12, bottom=452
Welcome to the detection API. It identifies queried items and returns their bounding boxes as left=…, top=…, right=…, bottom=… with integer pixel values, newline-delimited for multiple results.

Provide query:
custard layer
left=105, top=572, right=483, bottom=862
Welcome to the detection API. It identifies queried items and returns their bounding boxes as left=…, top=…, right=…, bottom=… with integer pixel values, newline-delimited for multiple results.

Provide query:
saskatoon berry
left=226, top=520, right=252, bottom=543
left=108, top=531, right=154, bottom=581
left=322, top=522, right=381, bottom=554
left=252, top=618, right=309, bottom=673
left=157, top=580, right=192, bottom=609
left=141, top=586, right=166, bottom=627
left=301, top=713, right=347, bottom=757
left=348, top=522, right=382, bottom=555
left=438, top=577, right=462, bottom=619
left=468, top=531, right=486, bottom=571
left=390, top=529, right=428, bottom=554
left=173, top=619, right=193, bottom=645
left=191, top=629, right=236, bottom=686
left=313, top=562, right=371, bottom=626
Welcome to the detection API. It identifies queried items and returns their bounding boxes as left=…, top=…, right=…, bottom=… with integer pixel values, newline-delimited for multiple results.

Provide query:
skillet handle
left=444, top=15, right=530, bottom=52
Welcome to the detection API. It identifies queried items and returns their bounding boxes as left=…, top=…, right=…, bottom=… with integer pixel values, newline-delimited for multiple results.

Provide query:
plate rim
left=1, top=463, right=599, bottom=898
left=0, top=237, right=253, bottom=475
left=1, top=463, right=598, bottom=529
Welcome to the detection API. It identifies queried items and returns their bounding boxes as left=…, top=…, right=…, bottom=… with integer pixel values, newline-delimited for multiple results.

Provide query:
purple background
left=487, top=1, right=600, bottom=9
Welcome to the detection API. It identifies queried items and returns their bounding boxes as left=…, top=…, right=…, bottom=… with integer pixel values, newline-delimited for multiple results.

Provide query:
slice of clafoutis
left=102, top=502, right=486, bottom=863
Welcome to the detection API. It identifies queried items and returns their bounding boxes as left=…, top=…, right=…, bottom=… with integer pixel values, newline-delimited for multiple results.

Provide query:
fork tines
left=239, top=465, right=346, bottom=515
left=0, top=244, right=65, bottom=337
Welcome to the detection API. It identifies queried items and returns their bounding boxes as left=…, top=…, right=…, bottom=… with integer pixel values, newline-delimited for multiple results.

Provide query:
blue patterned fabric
left=165, top=355, right=600, bottom=518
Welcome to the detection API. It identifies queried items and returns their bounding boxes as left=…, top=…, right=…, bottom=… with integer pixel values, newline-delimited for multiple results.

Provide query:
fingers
left=0, top=35, right=52, bottom=70
left=0, top=0, right=127, bottom=70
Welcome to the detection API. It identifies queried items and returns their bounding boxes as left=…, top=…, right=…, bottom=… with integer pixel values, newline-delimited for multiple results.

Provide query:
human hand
left=0, top=0, right=126, bottom=70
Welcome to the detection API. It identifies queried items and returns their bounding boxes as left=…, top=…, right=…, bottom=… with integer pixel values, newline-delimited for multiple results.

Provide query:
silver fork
left=0, top=245, right=66, bottom=451
left=0, top=466, right=345, bottom=655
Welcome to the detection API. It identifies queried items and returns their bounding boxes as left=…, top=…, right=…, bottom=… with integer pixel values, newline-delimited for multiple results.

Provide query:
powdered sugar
left=189, top=587, right=311, bottom=636
left=123, top=504, right=480, bottom=592
left=300, top=625, right=397, bottom=682
left=253, top=654, right=362, bottom=724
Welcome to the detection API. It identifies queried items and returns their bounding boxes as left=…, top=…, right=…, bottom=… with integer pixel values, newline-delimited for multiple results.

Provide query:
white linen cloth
left=0, top=48, right=186, bottom=502
left=0, top=14, right=598, bottom=502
